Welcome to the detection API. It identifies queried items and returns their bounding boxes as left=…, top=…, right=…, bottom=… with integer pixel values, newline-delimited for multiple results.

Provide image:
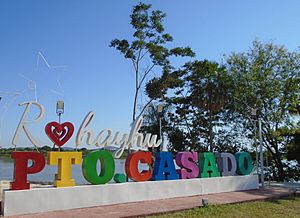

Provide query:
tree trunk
left=209, top=119, right=213, bottom=151
left=270, top=150, right=285, bottom=181
left=275, top=152, right=285, bottom=181
left=208, top=101, right=213, bottom=151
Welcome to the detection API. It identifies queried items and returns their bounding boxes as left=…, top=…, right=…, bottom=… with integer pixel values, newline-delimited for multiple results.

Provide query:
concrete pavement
left=6, top=188, right=296, bottom=218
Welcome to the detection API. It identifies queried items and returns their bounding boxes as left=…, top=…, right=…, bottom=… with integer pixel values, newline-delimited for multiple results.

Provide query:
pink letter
left=175, top=152, right=199, bottom=179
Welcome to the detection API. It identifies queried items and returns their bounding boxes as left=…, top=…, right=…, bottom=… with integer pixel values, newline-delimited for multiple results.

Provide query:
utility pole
left=253, top=120, right=259, bottom=176
left=258, top=119, right=264, bottom=188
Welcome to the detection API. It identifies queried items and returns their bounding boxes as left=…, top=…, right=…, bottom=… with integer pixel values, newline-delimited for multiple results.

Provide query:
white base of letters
left=2, top=175, right=258, bottom=216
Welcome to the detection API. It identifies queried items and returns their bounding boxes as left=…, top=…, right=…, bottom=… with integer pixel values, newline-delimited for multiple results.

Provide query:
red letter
left=125, top=151, right=152, bottom=182
left=11, top=152, right=45, bottom=190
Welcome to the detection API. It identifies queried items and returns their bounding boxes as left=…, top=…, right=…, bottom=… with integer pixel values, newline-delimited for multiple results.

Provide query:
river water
left=0, top=158, right=141, bottom=185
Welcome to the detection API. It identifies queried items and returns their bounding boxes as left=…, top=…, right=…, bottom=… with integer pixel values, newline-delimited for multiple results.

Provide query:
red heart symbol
left=45, top=122, right=74, bottom=147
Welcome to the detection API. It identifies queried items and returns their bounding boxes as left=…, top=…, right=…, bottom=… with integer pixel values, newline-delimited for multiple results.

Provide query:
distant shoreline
left=0, top=146, right=129, bottom=159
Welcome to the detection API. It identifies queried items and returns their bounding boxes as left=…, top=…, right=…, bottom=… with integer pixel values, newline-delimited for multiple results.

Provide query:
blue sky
left=0, top=0, right=299, bottom=148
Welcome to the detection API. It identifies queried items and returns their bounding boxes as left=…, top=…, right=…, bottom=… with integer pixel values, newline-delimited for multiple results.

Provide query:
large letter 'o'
left=82, top=150, right=115, bottom=184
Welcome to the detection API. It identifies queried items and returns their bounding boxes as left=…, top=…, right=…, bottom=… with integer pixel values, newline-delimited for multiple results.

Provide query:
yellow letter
left=48, top=152, right=82, bottom=187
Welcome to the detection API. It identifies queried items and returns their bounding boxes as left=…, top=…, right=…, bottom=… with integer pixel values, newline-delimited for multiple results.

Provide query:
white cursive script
left=76, top=111, right=162, bottom=158
left=12, top=101, right=45, bottom=149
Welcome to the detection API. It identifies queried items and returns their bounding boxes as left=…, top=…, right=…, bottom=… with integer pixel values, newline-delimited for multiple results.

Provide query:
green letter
left=199, top=152, right=220, bottom=178
left=82, top=150, right=115, bottom=184
left=235, top=152, right=253, bottom=175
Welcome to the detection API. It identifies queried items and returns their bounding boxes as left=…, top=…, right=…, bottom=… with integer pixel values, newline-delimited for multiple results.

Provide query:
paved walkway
left=267, top=182, right=300, bottom=190
left=7, top=188, right=296, bottom=218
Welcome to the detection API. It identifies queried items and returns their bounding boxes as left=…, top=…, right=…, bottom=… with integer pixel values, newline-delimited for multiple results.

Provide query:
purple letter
left=175, top=152, right=199, bottom=179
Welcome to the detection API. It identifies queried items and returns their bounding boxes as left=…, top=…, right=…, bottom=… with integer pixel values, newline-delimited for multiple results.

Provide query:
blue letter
left=152, top=152, right=179, bottom=180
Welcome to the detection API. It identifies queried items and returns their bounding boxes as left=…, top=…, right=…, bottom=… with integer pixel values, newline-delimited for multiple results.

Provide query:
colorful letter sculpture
left=82, top=150, right=115, bottom=184
left=48, top=152, right=82, bottom=187
left=215, top=152, right=237, bottom=176
left=175, top=152, right=199, bottom=179
left=235, top=152, right=253, bottom=175
left=8, top=101, right=256, bottom=192
left=45, top=122, right=74, bottom=147
left=125, top=151, right=152, bottom=181
left=152, top=152, right=179, bottom=180
left=8, top=150, right=254, bottom=189
left=199, top=152, right=221, bottom=178
left=11, top=152, right=45, bottom=190
left=113, top=173, right=127, bottom=183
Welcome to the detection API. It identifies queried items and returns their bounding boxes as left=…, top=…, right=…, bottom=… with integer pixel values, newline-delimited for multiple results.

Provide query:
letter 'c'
left=125, top=151, right=153, bottom=182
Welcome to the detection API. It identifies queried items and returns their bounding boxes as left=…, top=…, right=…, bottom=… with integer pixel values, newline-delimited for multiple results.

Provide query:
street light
left=250, top=111, right=265, bottom=189
left=258, top=118, right=264, bottom=188
left=56, top=100, right=64, bottom=124
left=250, top=107, right=264, bottom=188
left=251, top=108, right=259, bottom=177
left=234, top=97, right=264, bottom=188
left=55, top=100, right=64, bottom=151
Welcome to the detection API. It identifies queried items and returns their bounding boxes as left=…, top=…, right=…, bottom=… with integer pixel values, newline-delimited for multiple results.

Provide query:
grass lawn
left=151, top=197, right=300, bottom=218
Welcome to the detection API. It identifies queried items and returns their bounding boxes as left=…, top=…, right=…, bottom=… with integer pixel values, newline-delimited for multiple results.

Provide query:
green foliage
left=116, top=3, right=299, bottom=181
left=146, top=60, right=236, bottom=152
left=143, top=40, right=300, bottom=181
left=110, top=2, right=194, bottom=121
left=225, top=40, right=300, bottom=181
left=287, top=129, right=300, bottom=163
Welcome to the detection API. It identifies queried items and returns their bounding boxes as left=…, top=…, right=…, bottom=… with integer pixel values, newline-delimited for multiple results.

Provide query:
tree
left=139, top=102, right=170, bottom=151
left=287, top=127, right=300, bottom=163
left=182, top=60, right=233, bottom=151
left=225, top=40, right=300, bottom=181
left=146, top=60, right=236, bottom=152
left=110, top=2, right=195, bottom=122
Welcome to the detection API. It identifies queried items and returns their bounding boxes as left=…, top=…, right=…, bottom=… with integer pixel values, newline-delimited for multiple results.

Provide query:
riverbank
left=0, top=146, right=130, bottom=158
left=0, top=146, right=90, bottom=158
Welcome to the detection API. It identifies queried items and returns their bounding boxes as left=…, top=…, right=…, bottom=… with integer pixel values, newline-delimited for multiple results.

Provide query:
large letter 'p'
left=11, top=152, right=46, bottom=190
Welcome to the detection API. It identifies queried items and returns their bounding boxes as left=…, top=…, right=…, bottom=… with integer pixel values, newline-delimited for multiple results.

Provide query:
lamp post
left=56, top=100, right=64, bottom=124
left=55, top=100, right=64, bottom=151
left=234, top=97, right=264, bottom=188
left=251, top=108, right=259, bottom=177
left=157, top=104, right=164, bottom=152
left=258, top=118, right=264, bottom=188
left=250, top=107, right=264, bottom=188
